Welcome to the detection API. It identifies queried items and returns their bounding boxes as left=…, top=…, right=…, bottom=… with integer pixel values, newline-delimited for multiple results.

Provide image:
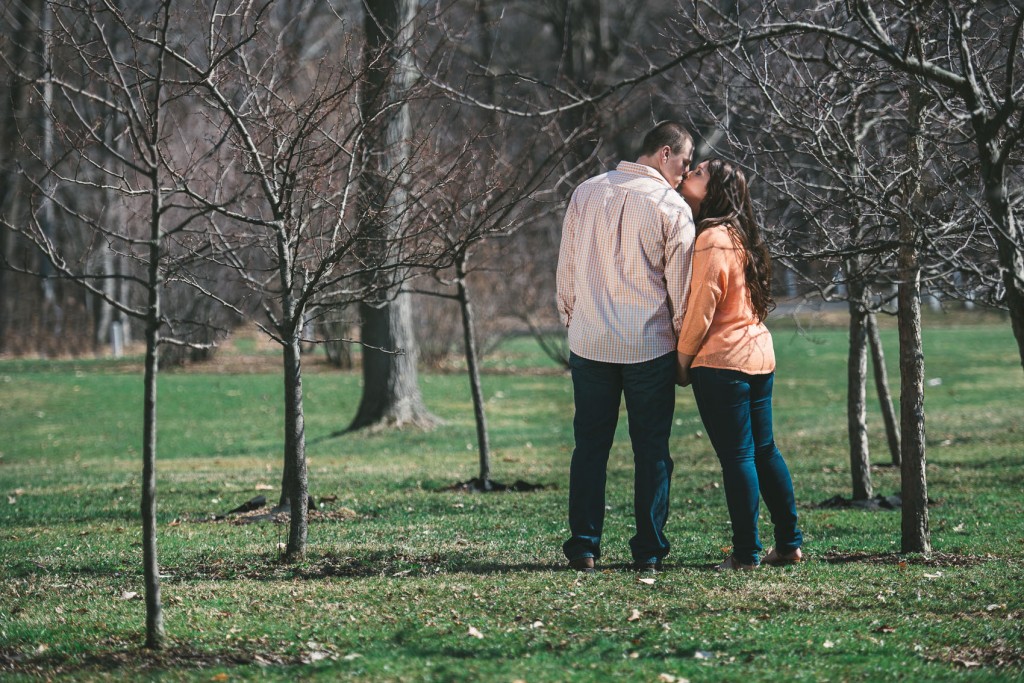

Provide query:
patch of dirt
left=437, top=477, right=552, bottom=493
left=172, top=496, right=360, bottom=527
left=814, top=493, right=942, bottom=510
left=930, top=641, right=1024, bottom=669
left=0, top=641, right=272, bottom=677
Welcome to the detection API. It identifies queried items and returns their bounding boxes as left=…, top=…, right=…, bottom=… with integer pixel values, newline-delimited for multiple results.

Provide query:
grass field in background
left=0, top=315, right=1022, bottom=681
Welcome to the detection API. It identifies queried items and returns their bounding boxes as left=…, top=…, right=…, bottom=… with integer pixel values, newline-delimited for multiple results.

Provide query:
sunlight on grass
left=1, top=320, right=1022, bottom=680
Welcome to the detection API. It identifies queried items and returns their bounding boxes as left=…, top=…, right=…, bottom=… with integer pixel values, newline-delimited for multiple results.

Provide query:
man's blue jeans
left=563, top=351, right=676, bottom=564
left=690, top=367, right=802, bottom=565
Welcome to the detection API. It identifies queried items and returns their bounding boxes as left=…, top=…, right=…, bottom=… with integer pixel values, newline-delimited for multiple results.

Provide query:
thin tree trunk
left=866, top=312, right=901, bottom=466
left=282, top=326, right=308, bottom=561
left=39, top=3, right=61, bottom=337
left=455, top=253, right=492, bottom=487
left=846, top=290, right=872, bottom=500
left=141, top=278, right=165, bottom=649
left=899, top=88, right=929, bottom=554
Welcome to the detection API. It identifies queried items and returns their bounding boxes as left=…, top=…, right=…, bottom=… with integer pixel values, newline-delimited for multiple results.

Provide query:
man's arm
left=665, top=206, right=696, bottom=335
left=555, top=193, right=579, bottom=327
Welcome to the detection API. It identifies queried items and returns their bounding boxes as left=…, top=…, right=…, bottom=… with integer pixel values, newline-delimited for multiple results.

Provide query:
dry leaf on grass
left=627, top=609, right=642, bottom=622
left=467, top=626, right=484, bottom=639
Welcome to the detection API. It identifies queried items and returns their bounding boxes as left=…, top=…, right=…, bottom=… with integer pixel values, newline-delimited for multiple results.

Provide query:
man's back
left=557, top=161, right=695, bottom=364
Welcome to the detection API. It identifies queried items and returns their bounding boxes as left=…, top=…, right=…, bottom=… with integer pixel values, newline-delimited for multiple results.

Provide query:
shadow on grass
left=821, top=551, right=988, bottom=567
left=0, top=642, right=282, bottom=678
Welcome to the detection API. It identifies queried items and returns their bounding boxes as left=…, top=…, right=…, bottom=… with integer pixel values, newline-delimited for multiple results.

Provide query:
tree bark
left=899, top=88, right=929, bottom=554
left=846, top=289, right=872, bottom=500
left=141, top=256, right=165, bottom=649
left=350, top=0, right=438, bottom=431
left=866, top=312, right=901, bottom=466
left=455, top=253, right=492, bottom=486
left=0, top=0, right=37, bottom=354
left=282, top=326, right=308, bottom=561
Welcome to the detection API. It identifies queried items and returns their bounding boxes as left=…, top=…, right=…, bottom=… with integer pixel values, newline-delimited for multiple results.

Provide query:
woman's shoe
left=716, top=555, right=758, bottom=571
left=763, top=547, right=803, bottom=566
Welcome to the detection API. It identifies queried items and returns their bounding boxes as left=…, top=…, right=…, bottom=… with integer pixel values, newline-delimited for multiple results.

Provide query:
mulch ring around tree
left=814, top=493, right=941, bottom=511
left=170, top=494, right=360, bottom=526
left=438, top=477, right=552, bottom=493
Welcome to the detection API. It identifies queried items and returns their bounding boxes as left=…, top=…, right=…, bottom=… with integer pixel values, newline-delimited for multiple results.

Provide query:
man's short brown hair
left=640, top=121, right=693, bottom=157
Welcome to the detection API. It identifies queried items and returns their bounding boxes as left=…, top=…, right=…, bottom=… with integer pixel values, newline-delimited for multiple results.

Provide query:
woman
left=676, top=159, right=803, bottom=570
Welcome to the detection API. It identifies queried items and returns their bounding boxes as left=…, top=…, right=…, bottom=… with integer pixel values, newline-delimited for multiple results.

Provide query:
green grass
left=1, top=318, right=1022, bottom=681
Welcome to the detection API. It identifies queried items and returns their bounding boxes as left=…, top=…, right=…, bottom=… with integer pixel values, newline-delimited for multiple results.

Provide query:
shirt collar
left=615, top=160, right=671, bottom=186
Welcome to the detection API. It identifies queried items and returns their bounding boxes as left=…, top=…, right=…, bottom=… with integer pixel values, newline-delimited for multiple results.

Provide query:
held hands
left=676, top=351, right=695, bottom=387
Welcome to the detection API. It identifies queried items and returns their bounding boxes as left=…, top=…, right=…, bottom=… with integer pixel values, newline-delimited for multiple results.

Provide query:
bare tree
left=2, top=0, right=234, bottom=648
left=686, top=0, right=1024, bottom=370
left=155, top=0, right=437, bottom=559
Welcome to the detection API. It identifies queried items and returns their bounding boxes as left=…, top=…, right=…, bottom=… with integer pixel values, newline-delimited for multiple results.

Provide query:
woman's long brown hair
left=694, top=159, right=775, bottom=321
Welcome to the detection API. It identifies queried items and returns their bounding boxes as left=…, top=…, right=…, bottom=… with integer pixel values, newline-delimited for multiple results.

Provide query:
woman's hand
left=676, top=352, right=695, bottom=387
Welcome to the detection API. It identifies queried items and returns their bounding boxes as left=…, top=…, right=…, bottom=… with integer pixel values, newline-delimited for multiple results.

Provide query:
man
left=556, top=121, right=695, bottom=573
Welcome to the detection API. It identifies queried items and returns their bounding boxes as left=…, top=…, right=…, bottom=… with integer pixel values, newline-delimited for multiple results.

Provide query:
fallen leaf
left=7, top=495, right=15, bottom=505
left=255, top=484, right=274, bottom=491
left=953, top=523, right=965, bottom=532
left=120, top=591, right=139, bottom=601
left=986, top=604, right=1005, bottom=611
left=823, top=640, right=835, bottom=649
left=342, top=653, right=362, bottom=661
left=954, top=659, right=982, bottom=669
left=627, top=609, right=642, bottom=622
left=897, top=561, right=908, bottom=571
left=210, top=674, right=229, bottom=682
left=693, top=650, right=713, bottom=660
left=923, top=572, right=942, bottom=579
left=467, top=626, right=484, bottom=639
left=638, top=577, right=656, bottom=585
left=874, top=625, right=896, bottom=634
left=531, top=620, right=544, bottom=629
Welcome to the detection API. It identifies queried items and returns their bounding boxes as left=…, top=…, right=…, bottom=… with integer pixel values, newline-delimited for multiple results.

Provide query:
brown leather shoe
left=763, top=547, right=803, bottom=566
left=568, top=557, right=596, bottom=573
left=632, top=559, right=663, bottom=574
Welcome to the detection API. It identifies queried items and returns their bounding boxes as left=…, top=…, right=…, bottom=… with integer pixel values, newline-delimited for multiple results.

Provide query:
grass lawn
left=0, top=315, right=1022, bottom=681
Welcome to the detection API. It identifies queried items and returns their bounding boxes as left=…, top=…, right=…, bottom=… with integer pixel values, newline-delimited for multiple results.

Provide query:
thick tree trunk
left=455, top=254, right=492, bottom=486
left=352, top=295, right=437, bottom=430
left=866, top=312, right=900, bottom=466
left=351, top=0, right=438, bottom=431
left=846, top=292, right=872, bottom=500
left=899, top=88, right=929, bottom=554
left=282, top=328, right=308, bottom=561
left=898, top=263, right=929, bottom=553
left=0, top=0, right=38, bottom=354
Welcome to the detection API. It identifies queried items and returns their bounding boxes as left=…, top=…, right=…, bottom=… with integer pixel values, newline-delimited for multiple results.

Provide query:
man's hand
left=676, top=351, right=695, bottom=387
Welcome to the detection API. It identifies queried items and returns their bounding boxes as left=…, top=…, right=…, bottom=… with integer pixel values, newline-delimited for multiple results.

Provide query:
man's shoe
left=763, top=547, right=803, bottom=566
left=633, top=559, right=663, bottom=574
left=715, top=555, right=758, bottom=571
left=568, top=557, right=596, bottom=573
